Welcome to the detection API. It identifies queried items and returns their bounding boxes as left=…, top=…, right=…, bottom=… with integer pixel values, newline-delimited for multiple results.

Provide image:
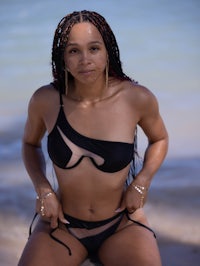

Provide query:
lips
left=78, top=69, right=94, bottom=74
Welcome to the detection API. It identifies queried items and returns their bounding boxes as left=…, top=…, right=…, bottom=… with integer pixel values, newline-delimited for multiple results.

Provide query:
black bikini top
left=47, top=94, right=135, bottom=173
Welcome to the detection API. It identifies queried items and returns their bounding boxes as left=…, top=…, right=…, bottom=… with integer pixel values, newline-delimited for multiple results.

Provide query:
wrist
left=36, top=185, right=54, bottom=198
left=134, top=172, right=152, bottom=188
left=36, top=191, right=55, bottom=200
left=36, top=190, right=55, bottom=217
left=130, top=182, right=148, bottom=208
left=130, top=183, right=148, bottom=192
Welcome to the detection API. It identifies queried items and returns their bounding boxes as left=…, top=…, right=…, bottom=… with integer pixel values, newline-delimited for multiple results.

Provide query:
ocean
left=0, top=0, right=200, bottom=161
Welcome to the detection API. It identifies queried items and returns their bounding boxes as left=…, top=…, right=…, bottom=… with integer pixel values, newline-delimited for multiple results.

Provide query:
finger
left=50, top=216, right=58, bottom=229
left=127, top=208, right=136, bottom=214
left=115, top=198, right=126, bottom=213
left=58, top=211, right=70, bottom=224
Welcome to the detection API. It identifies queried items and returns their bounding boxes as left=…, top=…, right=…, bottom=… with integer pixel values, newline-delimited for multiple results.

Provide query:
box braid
left=51, top=10, right=134, bottom=94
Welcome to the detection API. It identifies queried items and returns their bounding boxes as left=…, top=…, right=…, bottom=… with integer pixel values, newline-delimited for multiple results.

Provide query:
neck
left=67, top=78, right=108, bottom=103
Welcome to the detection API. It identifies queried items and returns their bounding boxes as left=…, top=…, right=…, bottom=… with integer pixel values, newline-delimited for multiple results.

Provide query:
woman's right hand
left=36, top=191, right=69, bottom=228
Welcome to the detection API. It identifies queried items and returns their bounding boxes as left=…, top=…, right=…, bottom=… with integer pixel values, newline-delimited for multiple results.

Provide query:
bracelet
left=130, top=183, right=148, bottom=208
left=130, top=184, right=148, bottom=194
left=36, top=191, right=54, bottom=216
left=36, top=191, right=54, bottom=201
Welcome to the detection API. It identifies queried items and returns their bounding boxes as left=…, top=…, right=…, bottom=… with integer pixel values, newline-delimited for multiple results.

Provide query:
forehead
left=67, top=22, right=104, bottom=43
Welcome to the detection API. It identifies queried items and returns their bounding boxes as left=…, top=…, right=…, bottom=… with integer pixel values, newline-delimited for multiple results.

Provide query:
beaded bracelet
left=36, top=191, right=54, bottom=216
left=130, top=183, right=148, bottom=208
left=36, top=191, right=54, bottom=201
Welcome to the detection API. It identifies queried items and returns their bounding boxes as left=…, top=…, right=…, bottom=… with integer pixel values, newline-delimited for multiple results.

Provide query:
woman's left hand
left=115, top=185, right=148, bottom=214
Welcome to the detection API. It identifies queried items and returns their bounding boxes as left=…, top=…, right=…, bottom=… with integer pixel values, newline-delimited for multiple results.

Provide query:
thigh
left=98, top=209, right=162, bottom=266
left=18, top=218, right=88, bottom=266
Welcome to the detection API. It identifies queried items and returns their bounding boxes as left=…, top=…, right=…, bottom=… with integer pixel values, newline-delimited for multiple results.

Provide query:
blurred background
left=0, top=0, right=199, bottom=265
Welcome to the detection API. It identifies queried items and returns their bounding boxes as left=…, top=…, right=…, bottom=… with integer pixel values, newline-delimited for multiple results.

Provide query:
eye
left=69, top=48, right=78, bottom=54
left=90, top=46, right=100, bottom=52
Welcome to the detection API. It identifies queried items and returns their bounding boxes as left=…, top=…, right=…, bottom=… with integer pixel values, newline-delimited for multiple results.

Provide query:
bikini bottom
left=29, top=210, right=156, bottom=262
left=49, top=209, right=156, bottom=258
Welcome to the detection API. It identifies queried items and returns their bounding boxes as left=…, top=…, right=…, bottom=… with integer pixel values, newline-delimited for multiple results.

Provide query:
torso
left=41, top=79, right=141, bottom=220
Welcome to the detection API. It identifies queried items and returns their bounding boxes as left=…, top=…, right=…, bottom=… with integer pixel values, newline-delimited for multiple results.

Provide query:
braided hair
left=51, top=10, right=132, bottom=94
left=51, top=10, right=139, bottom=181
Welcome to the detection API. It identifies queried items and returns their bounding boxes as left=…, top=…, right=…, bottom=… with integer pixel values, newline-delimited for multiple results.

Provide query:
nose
left=79, top=51, right=91, bottom=65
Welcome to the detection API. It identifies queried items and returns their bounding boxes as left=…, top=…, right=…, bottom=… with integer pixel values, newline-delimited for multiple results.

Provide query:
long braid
left=52, top=12, right=81, bottom=93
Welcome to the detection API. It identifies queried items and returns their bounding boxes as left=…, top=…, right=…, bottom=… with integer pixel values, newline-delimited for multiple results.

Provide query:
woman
left=18, top=10, right=168, bottom=266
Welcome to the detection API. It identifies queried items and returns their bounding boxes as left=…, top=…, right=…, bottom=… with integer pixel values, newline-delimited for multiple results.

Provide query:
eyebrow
left=66, top=41, right=103, bottom=47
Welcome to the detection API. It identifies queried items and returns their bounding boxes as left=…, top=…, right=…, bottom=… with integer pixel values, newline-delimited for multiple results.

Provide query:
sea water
left=0, top=0, right=200, bottom=161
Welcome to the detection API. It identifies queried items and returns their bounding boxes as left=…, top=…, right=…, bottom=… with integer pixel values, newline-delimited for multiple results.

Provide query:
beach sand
left=0, top=157, right=200, bottom=266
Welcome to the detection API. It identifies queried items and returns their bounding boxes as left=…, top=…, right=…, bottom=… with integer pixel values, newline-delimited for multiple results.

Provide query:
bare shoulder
left=30, top=84, right=57, bottom=104
left=23, top=84, right=59, bottom=144
left=121, top=80, right=159, bottom=112
left=28, top=83, right=59, bottom=111
left=122, top=80, right=157, bottom=101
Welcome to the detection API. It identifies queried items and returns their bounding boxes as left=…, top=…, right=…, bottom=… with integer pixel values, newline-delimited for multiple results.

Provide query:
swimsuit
left=29, top=210, right=155, bottom=266
left=29, top=210, right=156, bottom=258
left=49, top=210, right=156, bottom=259
left=50, top=211, right=124, bottom=258
left=47, top=92, right=135, bottom=172
left=29, top=91, right=155, bottom=261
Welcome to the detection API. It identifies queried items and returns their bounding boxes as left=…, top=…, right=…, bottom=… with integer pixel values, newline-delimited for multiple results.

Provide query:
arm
left=22, top=88, right=67, bottom=227
left=135, top=91, right=169, bottom=187
left=118, top=86, right=168, bottom=213
left=22, top=90, right=51, bottom=195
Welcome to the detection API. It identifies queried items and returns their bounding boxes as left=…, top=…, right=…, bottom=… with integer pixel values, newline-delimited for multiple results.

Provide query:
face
left=64, top=22, right=108, bottom=86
